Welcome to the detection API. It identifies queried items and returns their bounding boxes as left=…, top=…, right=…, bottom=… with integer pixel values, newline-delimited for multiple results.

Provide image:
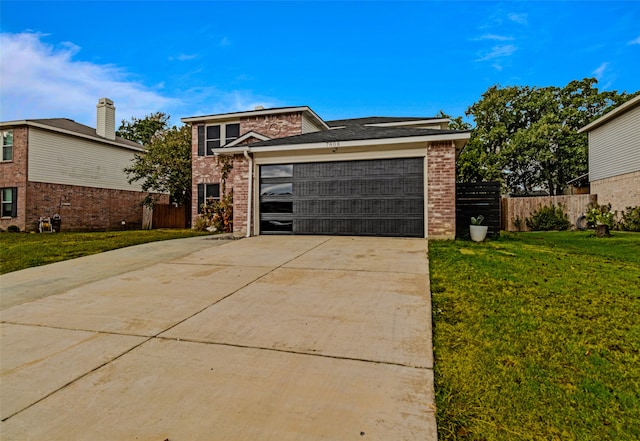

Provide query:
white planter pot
left=470, top=225, right=488, bottom=242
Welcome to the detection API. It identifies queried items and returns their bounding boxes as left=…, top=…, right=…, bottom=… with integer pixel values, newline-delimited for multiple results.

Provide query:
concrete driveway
left=0, top=235, right=435, bottom=440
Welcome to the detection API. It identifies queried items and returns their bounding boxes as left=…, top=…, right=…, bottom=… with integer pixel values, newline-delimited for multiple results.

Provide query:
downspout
left=243, top=149, right=253, bottom=238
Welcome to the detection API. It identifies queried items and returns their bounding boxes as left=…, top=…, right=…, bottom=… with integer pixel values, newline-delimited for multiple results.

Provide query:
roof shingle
left=247, top=125, right=468, bottom=147
left=26, top=118, right=142, bottom=149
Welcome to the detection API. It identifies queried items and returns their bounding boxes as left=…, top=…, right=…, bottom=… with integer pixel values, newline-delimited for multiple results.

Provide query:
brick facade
left=240, top=112, right=302, bottom=139
left=427, top=141, right=456, bottom=239
left=25, top=182, right=150, bottom=231
left=0, top=125, right=157, bottom=232
left=191, top=112, right=305, bottom=235
left=591, top=171, right=640, bottom=213
left=191, top=112, right=460, bottom=238
left=0, top=127, right=28, bottom=231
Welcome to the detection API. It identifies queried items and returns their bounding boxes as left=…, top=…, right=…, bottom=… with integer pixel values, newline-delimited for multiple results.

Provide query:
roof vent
left=96, top=98, right=116, bottom=140
left=254, top=105, right=265, bottom=110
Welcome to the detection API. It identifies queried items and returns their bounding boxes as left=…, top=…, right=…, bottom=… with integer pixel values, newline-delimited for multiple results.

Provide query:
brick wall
left=24, top=182, right=153, bottom=231
left=191, top=147, right=251, bottom=234
left=0, top=127, right=28, bottom=230
left=191, top=112, right=305, bottom=235
left=240, top=112, right=303, bottom=139
left=427, top=141, right=456, bottom=239
left=591, top=171, right=640, bottom=213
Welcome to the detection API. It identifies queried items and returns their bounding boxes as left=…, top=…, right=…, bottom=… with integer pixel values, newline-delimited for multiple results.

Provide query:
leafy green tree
left=458, top=78, right=636, bottom=195
left=117, top=112, right=169, bottom=146
left=124, top=123, right=192, bottom=206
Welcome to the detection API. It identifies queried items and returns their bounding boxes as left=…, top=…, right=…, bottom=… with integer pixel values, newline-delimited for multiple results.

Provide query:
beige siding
left=28, top=128, right=144, bottom=191
left=302, top=115, right=322, bottom=134
left=589, top=105, right=640, bottom=181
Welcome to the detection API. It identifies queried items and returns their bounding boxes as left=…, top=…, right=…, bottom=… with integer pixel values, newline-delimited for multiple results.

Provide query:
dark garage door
left=259, top=158, right=424, bottom=237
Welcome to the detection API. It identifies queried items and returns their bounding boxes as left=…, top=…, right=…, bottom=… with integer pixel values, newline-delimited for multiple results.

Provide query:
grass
left=0, top=229, right=212, bottom=274
left=430, top=231, right=640, bottom=441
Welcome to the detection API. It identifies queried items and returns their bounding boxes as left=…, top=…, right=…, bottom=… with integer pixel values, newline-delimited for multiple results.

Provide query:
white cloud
left=592, top=62, right=608, bottom=80
left=0, top=32, right=177, bottom=126
left=169, top=53, right=198, bottom=61
left=508, top=13, right=528, bottom=25
left=628, top=36, right=640, bottom=45
left=476, top=44, right=517, bottom=62
left=477, top=34, right=514, bottom=41
left=181, top=86, right=280, bottom=118
left=219, top=36, right=231, bottom=47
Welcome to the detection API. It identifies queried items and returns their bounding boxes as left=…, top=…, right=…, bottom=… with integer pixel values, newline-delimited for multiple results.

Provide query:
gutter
left=243, top=150, right=253, bottom=238
left=210, top=131, right=471, bottom=155
left=215, top=148, right=253, bottom=238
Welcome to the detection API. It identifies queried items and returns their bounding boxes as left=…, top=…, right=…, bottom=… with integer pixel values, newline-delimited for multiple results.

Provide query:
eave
left=0, top=120, right=144, bottom=152
left=211, top=131, right=470, bottom=157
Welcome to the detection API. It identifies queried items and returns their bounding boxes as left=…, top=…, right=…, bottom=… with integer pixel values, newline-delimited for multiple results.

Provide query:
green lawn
left=429, top=231, right=640, bottom=440
left=0, top=229, right=211, bottom=275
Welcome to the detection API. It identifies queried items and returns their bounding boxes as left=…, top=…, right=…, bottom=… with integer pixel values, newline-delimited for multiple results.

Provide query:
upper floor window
left=2, top=130, right=13, bottom=161
left=203, top=123, right=240, bottom=155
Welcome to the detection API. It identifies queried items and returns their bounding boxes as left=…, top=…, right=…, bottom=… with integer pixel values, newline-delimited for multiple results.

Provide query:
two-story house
left=578, top=94, right=640, bottom=213
left=0, top=98, right=151, bottom=231
left=182, top=106, right=470, bottom=239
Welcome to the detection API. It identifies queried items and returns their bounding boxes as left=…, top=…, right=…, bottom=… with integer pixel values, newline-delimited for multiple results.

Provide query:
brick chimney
left=96, top=98, right=116, bottom=140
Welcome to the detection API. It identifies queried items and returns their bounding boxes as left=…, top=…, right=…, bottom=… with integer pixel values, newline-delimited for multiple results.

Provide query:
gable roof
left=181, top=106, right=330, bottom=130
left=0, top=118, right=143, bottom=151
left=246, top=125, right=467, bottom=147
left=578, top=94, right=640, bottom=133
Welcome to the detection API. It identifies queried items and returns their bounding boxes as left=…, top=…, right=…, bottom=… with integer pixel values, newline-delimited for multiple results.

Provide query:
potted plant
left=470, top=215, right=488, bottom=242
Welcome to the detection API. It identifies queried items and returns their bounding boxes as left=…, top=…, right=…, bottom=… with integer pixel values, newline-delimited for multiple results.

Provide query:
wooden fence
left=501, top=194, right=597, bottom=232
left=151, top=204, right=189, bottom=229
left=456, top=182, right=502, bottom=239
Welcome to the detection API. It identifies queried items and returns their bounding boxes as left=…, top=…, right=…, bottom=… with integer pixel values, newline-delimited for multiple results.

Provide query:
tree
left=117, top=112, right=169, bottom=146
left=123, top=121, right=192, bottom=207
left=457, top=78, right=635, bottom=195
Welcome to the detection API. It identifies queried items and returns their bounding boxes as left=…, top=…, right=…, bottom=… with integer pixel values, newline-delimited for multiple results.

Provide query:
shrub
left=7, top=225, right=21, bottom=233
left=619, top=206, right=640, bottom=232
left=512, top=215, right=524, bottom=232
left=585, top=202, right=616, bottom=229
left=193, top=191, right=233, bottom=233
left=525, top=204, right=570, bottom=231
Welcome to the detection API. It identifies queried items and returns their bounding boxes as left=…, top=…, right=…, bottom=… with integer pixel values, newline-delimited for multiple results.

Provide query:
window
left=206, top=125, right=221, bottom=152
left=261, top=164, right=293, bottom=178
left=197, top=183, right=220, bottom=212
left=260, top=183, right=293, bottom=196
left=225, top=123, right=240, bottom=145
left=2, top=130, right=13, bottom=161
left=1, top=187, right=17, bottom=218
left=202, top=123, right=241, bottom=155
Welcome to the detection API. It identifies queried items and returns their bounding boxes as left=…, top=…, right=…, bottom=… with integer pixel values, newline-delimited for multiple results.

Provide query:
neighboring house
left=0, top=98, right=150, bottom=232
left=578, top=94, right=640, bottom=213
left=182, top=106, right=470, bottom=239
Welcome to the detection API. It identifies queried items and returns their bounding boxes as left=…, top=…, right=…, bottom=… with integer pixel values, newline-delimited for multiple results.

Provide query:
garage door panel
left=296, top=177, right=423, bottom=197
left=294, top=158, right=422, bottom=178
left=260, top=158, right=424, bottom=237
left=294, top=218, right=423, bottom=236
left=294, top=198, right=423, bottom=216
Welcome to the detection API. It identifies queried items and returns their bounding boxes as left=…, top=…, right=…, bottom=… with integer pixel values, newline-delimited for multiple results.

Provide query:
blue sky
left=1, top=1, right=639, bottom=128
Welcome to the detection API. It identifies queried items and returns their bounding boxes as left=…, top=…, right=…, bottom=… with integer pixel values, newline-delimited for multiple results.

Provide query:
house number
left=326, top=141, right=340, bottom=148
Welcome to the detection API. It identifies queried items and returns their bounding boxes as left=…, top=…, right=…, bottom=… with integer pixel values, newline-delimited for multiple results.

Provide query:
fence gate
left=152, top=204, right=188, bottom=229
left=456, top=182, right=501, bottom=239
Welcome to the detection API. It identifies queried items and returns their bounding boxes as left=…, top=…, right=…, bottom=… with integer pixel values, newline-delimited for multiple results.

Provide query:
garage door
left=259, top=158, right=424, bottom=237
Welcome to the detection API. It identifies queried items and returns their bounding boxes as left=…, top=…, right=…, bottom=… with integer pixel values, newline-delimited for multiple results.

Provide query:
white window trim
left=205, top=122, right=240, bottom=155
left=2, top=129, right=13, bottom=162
